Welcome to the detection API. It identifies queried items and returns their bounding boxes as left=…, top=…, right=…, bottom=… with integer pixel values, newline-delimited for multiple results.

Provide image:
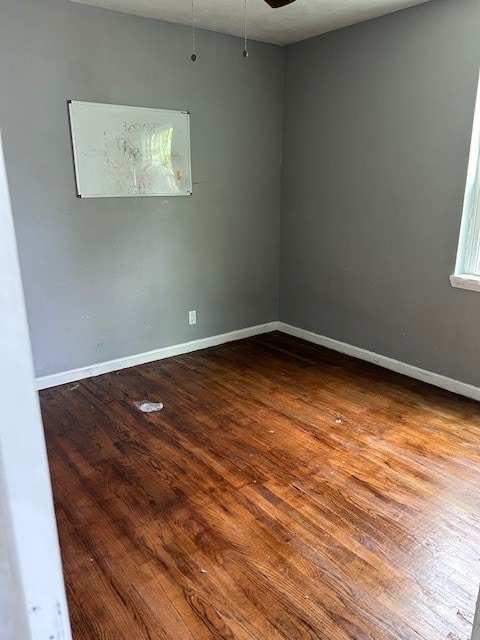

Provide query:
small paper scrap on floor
left=134, top=401, right=164, bottom=413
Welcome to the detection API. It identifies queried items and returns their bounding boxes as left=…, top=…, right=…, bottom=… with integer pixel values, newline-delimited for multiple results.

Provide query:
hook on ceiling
left=190, top=0, right=295, bottom=62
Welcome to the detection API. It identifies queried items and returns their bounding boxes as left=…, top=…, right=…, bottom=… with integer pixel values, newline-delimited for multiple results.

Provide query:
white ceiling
left=70, top=0, right=432, bottom=46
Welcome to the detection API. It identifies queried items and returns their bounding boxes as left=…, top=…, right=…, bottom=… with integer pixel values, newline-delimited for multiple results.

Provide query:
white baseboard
left=36, top=320, right=480, bottom=403
left=35, top=321, right=279, bottom=390
left=278, top=322, right=480, bottom=403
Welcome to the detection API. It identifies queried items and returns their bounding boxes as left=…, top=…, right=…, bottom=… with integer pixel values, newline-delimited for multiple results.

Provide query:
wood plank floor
left=40, top=332, right=480, bottom=640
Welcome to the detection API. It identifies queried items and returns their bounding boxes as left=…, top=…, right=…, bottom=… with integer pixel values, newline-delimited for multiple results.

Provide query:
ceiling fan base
left=264, top=0, right=296, bottom=8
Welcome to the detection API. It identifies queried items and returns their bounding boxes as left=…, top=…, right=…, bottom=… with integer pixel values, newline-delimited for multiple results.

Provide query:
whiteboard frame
left=67, top=100, right=192, bottom=199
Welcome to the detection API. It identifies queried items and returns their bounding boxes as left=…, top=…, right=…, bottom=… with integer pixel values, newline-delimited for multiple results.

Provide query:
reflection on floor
left=40, top=332, right=480, bottom=640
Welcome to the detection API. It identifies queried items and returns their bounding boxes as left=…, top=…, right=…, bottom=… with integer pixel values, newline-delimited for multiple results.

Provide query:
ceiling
left=70, top=0, right=432, bottom=46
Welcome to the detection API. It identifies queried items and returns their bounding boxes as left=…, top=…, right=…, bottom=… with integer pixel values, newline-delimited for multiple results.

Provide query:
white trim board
left=35, top=322, right=279, bottom=390
left=36, top=320, right=480, bottom=403
left=278, top=323, right=480, bottom=403
left=0, top=129, right=72, bottom=639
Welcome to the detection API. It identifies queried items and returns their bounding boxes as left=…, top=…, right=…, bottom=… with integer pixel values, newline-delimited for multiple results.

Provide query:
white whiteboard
left=68, top=100, right=192, bottom=198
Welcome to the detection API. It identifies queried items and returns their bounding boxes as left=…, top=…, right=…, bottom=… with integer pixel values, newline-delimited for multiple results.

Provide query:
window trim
left=450, top=273, right=480, bottom=292
left=451, top=71, right=480, bottom=290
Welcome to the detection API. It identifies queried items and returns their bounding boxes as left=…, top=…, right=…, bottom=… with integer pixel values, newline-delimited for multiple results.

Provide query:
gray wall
left=3, top=0, right=480, bottom=387
left=280, top=0, right=480, bottom=386
left=0, top=0, right=283, bottom=377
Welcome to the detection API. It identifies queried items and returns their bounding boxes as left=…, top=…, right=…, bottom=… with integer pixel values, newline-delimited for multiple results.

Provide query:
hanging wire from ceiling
left=243, top=0, right=249, bottom=57
left=191, top=0, right=197, bottom=61
left=190, top=0, right=249, bottom=62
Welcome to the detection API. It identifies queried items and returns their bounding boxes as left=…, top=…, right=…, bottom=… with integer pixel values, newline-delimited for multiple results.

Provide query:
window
left=451, top=73, right=480, bottom=292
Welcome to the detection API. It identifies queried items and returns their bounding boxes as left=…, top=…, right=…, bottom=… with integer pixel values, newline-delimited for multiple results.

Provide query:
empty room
left=2, top=0, right=480, bottom=638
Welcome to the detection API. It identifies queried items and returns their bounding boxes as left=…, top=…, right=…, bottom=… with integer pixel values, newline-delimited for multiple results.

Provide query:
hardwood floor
left=40, top=332, right=480, bottom=640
